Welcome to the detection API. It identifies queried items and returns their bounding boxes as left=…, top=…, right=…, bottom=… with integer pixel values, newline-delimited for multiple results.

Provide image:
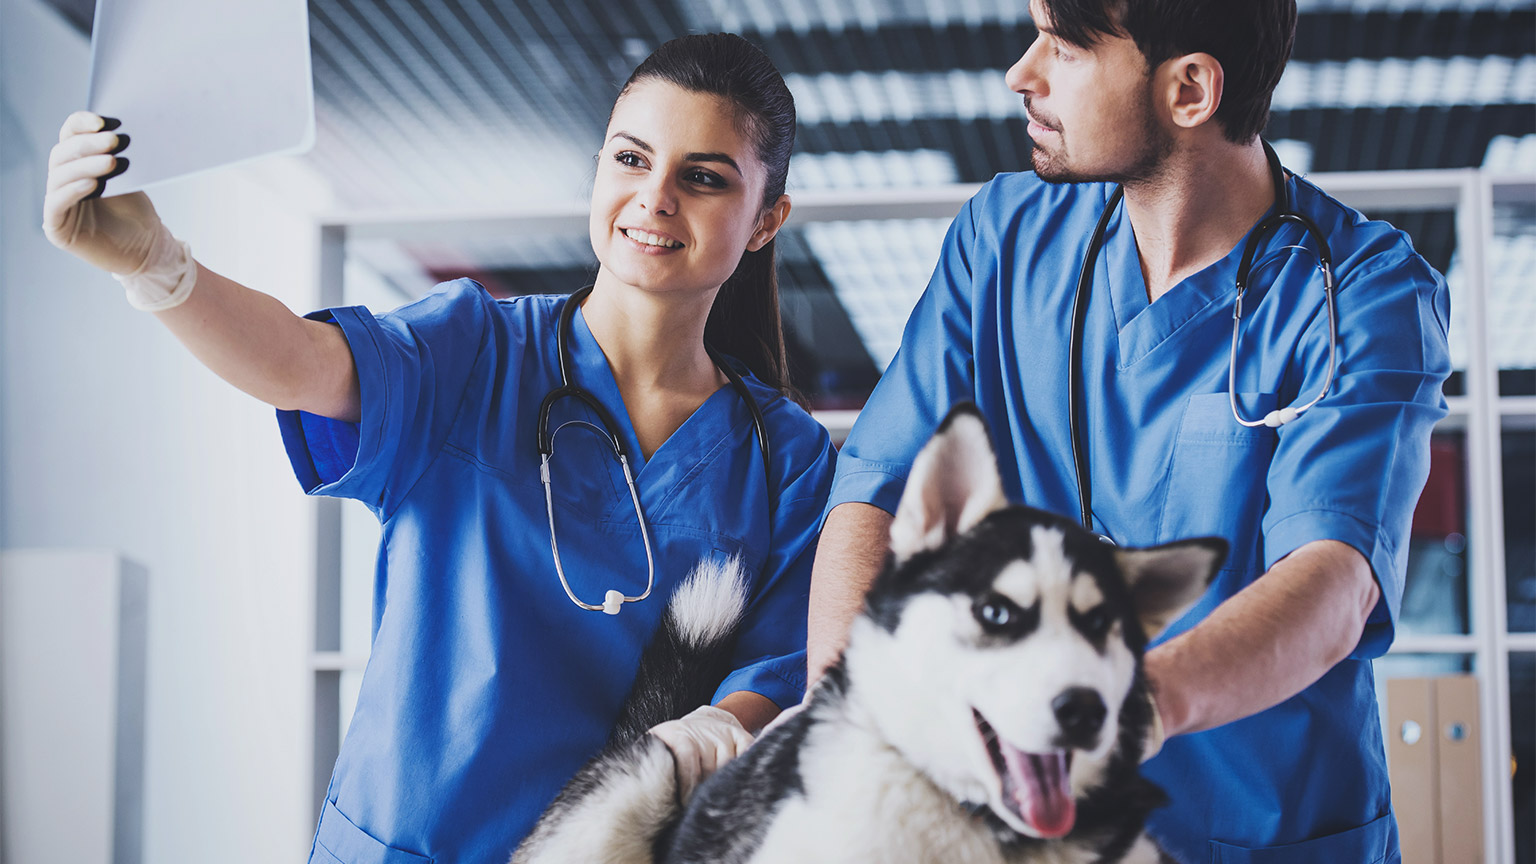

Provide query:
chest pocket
left=311, top=800, right=434, bottom=864
left=1157, top=392, right=1278, bottom=579
left=1209, top=811, right=1395, bottom=863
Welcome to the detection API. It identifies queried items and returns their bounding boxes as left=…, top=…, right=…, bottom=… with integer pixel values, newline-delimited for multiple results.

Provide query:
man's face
left=1006, top=1, right=1173, bottom=184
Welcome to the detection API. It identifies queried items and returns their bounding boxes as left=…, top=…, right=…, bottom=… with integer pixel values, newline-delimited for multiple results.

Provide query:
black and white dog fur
left=513, top=404, right=1225, bottom=864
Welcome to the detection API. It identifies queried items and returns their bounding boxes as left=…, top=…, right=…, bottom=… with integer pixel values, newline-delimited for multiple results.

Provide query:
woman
left=44, top=34, right=833, bottom=864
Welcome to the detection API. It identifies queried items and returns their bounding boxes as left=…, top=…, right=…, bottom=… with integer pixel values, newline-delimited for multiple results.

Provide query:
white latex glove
left=647, top=705, right=755, bottom=801
left=42, top=111, right=194, bottom=310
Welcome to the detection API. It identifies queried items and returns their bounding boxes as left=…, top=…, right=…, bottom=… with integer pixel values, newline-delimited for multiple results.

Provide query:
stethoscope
left=535, top=284, right=772, bottom=615
left=1067, top=140, right=1338, bottom=535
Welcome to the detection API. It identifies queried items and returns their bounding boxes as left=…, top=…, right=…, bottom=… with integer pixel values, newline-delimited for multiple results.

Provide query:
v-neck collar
left=567, top=303, right=736, bottom=483
left=1100, top=178, right=1292, bottom=370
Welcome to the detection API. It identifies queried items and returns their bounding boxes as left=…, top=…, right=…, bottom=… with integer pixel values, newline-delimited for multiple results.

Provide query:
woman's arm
left=715, top=690, right=780, bottom=734
left=43, top=111, right=360, bottom=421
left=153, top=264, right=360, bottom=420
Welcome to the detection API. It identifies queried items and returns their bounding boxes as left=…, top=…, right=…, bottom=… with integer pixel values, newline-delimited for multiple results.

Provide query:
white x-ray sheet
left=86, top=0, right=314, bottom=196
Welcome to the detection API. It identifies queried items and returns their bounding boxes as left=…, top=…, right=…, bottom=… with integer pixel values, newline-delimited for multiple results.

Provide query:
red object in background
left=1412, top=434, right=1466, bottom=538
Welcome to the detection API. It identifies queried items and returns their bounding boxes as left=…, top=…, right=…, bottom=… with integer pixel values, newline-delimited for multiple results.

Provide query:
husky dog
left=513, top=404, right=1224, bottom=864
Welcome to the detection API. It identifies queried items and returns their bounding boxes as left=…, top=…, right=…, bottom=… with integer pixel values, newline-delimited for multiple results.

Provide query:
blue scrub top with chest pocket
left=278, top=281, right=835, bottom=864
left=826, top=170, right=1451, bottom=862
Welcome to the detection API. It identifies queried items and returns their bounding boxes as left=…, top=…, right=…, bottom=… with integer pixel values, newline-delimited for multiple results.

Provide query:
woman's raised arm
left=43, top=111, right=360, bottom=422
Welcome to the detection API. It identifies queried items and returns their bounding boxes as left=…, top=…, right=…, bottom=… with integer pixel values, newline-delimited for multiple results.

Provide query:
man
left=807, top=0, right=1450, bottom=860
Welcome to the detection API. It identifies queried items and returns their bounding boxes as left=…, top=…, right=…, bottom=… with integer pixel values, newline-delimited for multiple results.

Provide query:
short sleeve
left=825, top=196, right=980, bottom=521
left=1262, top=252, right=1451, bottom=658
left=712, top=418, right=837, bottom=709
left=276, top=278, right=496, bottom=517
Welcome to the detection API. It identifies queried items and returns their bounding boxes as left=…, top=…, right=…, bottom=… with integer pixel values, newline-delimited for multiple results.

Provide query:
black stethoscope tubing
left=534, top=284, right=774, bottom=613
left=1068, top=140, right=1336, bottom=536
left=538, top=284, right=772, bottom=479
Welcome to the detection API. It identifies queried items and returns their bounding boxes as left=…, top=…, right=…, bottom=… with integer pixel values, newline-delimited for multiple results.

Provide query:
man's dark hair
left=1039, top=0, right=1297, bottom=143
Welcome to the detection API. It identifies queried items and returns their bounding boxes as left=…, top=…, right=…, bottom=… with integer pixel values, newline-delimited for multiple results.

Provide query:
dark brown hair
left=1040, top=0, right=1297, bottom=143
left=616, top=33, right=804, bottom=406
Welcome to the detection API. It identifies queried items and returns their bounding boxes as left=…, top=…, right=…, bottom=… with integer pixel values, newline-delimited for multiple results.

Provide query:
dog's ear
left=1114, top=538, right=1226, bottom=640
left=890, top=405, right=1008, bottom=564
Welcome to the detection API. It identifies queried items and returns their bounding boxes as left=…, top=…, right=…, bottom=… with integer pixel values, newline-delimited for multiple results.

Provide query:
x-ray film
left=86, top=0, right=314, bottom=195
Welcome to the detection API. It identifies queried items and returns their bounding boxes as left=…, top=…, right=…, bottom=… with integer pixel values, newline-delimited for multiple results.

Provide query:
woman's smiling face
left=589, top=79, right=775, bottom=301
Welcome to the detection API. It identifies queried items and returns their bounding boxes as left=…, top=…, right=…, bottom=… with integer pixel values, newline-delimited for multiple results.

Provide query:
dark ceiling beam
left=744, top=9, right=1533, bottom=76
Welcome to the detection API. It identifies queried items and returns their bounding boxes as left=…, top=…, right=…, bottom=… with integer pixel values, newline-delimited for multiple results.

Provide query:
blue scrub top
left=828, top=171, right=1450, bottom=862
left=278, top=280, right=835, bottom=864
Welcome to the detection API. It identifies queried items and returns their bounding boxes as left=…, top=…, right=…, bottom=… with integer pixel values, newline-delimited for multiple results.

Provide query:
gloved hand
left=43, top=111, right=194, bottom=310
left=647, top=705, right=755, bottom=801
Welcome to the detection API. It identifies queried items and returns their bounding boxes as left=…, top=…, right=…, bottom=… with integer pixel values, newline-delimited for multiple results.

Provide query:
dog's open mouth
left=973, top=708, right=1075, bottom=839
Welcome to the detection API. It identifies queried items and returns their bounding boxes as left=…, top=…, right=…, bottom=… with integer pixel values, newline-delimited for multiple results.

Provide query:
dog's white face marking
left=848, top=525, right=1140, bottom=840
left=990, top=561, right=1040, bottom=609
left=1069, top=573, right=1104, bottom=616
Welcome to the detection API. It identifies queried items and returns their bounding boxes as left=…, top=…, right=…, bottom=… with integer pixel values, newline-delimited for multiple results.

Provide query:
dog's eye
left=974, top=594, right=1020, bottom=631
left=1075, top=604, right=1110, bottom=636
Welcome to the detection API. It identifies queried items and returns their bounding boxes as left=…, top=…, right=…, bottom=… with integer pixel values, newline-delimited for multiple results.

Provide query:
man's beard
left=1027, top=95, right=1174, bottom=186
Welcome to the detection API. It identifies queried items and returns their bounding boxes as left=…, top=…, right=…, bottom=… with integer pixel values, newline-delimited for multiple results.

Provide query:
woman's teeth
left=624, top=228, right=681, bottom=248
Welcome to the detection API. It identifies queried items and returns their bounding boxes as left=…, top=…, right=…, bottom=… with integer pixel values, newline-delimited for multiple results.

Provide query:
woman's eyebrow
left=609, top=131, right=742, bottom=176
left=686, top=151, right=742, bottom=176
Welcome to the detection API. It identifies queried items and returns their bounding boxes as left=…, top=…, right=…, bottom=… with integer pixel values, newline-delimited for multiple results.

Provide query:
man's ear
left=889, top=404, right=1008, bottom=564
left=1114, top=538, right=1226, bottom=640
left=747, top=194, right=791, bottom=252
left=1157, top=52, right=1224, bottom=131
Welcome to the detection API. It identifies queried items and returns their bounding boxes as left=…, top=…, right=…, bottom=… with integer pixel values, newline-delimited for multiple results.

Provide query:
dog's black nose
left=1052, top=687, right=1107, bottom=746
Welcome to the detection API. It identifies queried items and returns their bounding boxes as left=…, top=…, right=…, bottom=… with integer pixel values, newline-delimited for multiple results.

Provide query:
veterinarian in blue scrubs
left=807, top=2, right=1448, bottom=862
left=44, top=35, right=833, bottom=864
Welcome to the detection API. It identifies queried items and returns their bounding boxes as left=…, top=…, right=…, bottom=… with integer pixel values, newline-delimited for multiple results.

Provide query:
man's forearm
left=807, top=503, right=893, bottom=684
left=1145, top=539, right=1381, bottom=737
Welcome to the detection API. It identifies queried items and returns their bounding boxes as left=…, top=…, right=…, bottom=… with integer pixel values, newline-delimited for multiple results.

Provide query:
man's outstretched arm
left=807, top=502, right=894, bottom=684
left=1145, top=539, right=1380, bottom=737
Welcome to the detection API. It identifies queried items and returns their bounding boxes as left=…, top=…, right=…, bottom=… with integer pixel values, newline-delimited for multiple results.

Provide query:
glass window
left=1403, top=432, right=1473, bottom=636
left=1506, top=424, right=1535, bottom=633
left=1491, top=202, right=1535, bottom=398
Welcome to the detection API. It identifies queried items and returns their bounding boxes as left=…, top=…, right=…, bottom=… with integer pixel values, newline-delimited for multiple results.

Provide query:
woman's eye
left=687, top=169, right=725, bottom=188
left=614, top=151, right=645, bottom=168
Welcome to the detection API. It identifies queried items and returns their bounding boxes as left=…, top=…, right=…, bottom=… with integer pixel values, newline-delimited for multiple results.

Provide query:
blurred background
left=0, top=0, right=1531, bottom=862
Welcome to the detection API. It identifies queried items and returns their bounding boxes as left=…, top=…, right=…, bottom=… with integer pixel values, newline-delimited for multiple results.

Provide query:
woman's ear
left=747, top=194, right=792, bottom=252
left=1159, top=52, right=1224, bottom=131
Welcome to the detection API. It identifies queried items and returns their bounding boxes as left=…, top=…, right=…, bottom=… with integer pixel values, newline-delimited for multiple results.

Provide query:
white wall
left=1, top=0, right=322, bottom=859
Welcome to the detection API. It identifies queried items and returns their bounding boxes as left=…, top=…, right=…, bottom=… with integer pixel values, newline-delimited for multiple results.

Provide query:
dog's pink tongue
left=1000, top=743, right=1075, bottom=838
